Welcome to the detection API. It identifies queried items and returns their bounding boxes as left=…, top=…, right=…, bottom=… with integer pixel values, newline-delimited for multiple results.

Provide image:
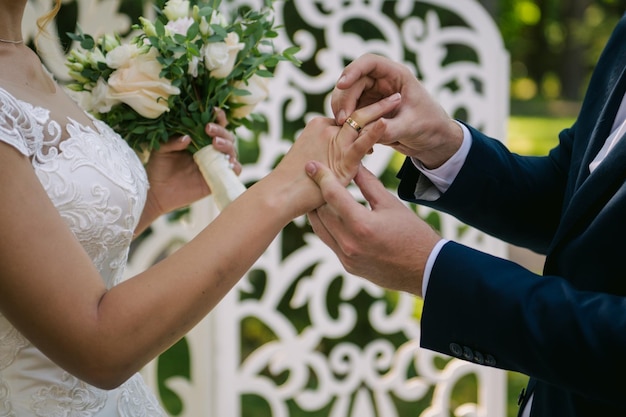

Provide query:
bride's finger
left=156, top=134, right=192, bottom=153
left=346, top=118, right=387, bottom=164
left=206, top=123, right=235, bottom=143
left=339, top=92, right=401, bottom=139
left=213, top=107, right=228, bottom=127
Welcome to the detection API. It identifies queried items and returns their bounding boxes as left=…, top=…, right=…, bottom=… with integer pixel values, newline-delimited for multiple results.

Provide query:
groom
left=305, top=12, right=626, bottom=417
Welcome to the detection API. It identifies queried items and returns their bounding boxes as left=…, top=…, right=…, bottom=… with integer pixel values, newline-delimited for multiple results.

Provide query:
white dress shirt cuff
left=422, top=238, right=449, bottom=298
left=410, top=121, right=472, bottom=200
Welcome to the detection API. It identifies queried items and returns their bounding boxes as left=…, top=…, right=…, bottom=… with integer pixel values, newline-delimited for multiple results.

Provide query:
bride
left=0, top=0, right=400, bottom=415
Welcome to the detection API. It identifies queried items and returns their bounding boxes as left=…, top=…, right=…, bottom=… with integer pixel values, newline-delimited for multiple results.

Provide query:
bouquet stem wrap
left=193, top=145, right=246, bottom=210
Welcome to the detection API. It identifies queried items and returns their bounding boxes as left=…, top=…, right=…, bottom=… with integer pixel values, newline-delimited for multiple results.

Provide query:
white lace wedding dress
left=0, top=84, right=166, bottom=416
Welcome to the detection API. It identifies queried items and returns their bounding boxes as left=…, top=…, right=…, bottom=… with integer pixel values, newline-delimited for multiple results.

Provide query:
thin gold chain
left=0, top=38, right=24, bottom=44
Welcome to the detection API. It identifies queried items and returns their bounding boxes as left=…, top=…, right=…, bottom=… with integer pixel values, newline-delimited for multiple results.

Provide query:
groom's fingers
left=305, top=161, right=366, bottom=218
left=307, top=209, right=342, bottom=255
left=352, top=164, right=393, bottom=209
left=340, top=92, right=401, bottom=138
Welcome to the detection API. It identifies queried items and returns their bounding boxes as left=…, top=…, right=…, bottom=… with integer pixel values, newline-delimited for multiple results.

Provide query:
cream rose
left=163, top=0, right=190, bottom=21
left=105, top=43, right=145, bottom=69
left=69, top=78, right=120, bottom=115
left=106, top=48, right=180, bottom=119
left=90, top=78, right=121, bottom=113
left=205, top=32, right=244, bottom=79
left=229, top=74, right=270, bottom=119
left=165, top=16, right=194, bottom=36
left=202, top=42, right=228, bottom=71
left=209, top=10, right=228, bottom=27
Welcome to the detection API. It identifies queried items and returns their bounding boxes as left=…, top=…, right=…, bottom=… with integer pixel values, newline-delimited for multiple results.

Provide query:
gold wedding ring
left=345, top=117, right=362, bottom=133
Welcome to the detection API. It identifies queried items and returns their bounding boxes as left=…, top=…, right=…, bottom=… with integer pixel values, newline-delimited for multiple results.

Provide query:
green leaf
left=283, top=46, right=300, bottom=56
left=188, top=102, right=199, bottom=112
left=201, top=110, right=212, bottom=125
left=182, top=117, right=196, bottom=128
left=231, top=87, right=251, bottom=96
left=255, top=69, right=274, bottom=78
left=155, top=20, right=166, bottom=37
left=187, top=23, right=200, bottom=40
left=80, top=36, right=95, bottom=50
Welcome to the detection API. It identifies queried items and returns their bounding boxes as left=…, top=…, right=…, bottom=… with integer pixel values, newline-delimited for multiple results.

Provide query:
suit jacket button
left=463, top=346, right=473, bottom=360
left=485, top=354, right=496, bottom=366
left=449, top=343, right=463, bottom=357
left=473, top=351, right=484, bottom=364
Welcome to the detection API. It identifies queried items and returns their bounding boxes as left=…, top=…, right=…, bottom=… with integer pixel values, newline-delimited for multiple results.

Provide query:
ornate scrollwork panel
left=29, top=0, right=510, bottom=415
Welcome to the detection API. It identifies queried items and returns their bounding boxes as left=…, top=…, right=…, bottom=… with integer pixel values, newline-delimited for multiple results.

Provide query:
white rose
left=208, top=32, right=244, bottom=79
left=210, top=10, right=228, bottom=26
left=229, top=75, right=270, bottom=119
left=68, top=78, right=120, bottom=114
left=165, top=16, right=194, bottom=36
left=106, top=43, right=140, bottom=69
left=197, top=11, right=227, bottom=36
left=163, top=0, right=190, bottom=21
left=91, top=78, right=121, bottom=113
left=202, top=42, right=228, bottom=71
left=106, top=48, right=180, bottom=119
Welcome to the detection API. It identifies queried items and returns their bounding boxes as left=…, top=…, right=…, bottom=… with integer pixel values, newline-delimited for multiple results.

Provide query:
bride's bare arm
left=0, top=93, right=400, bottom=390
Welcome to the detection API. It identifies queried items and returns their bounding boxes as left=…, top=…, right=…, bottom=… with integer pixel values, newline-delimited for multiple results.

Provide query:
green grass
left=507, top=116, right=576, bottom=156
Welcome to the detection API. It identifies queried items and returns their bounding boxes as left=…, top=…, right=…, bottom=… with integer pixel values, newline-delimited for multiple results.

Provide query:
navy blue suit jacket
left=397, top=13, right=626, bottom=417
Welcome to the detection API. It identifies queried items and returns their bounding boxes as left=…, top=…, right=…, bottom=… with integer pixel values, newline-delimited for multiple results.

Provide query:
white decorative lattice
left=30, top=0, right=509, bottom=416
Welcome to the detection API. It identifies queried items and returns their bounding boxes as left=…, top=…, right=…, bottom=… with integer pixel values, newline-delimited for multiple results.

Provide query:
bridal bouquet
left=65, top=0, right=300, bottom=210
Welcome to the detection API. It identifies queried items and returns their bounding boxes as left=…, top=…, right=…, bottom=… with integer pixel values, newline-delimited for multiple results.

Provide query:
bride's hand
left=271, top=92, right=401, bottom=215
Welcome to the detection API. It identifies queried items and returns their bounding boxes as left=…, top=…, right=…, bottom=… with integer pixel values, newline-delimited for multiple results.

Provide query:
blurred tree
left=479, top=0, right=500, bottom=16
left=492, top=0, right=624, bottom=102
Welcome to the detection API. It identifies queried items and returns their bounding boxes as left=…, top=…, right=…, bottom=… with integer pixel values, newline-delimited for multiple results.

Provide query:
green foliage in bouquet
left=65, top=0, right=300, bottom=153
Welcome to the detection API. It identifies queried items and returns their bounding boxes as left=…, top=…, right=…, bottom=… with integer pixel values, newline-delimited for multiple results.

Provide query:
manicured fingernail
left=305, top=161, right=317, bottom=176
left=337, top=110, right=346, bottom=123
left=337, top=75, right=347, bottom=85
left=388, top=92, right=401, bottom=102
left=214, top=137, right=225, bottom=146
left=206, top=124, right=216, bottom=134
left=180, top=135, right=190, bottom=143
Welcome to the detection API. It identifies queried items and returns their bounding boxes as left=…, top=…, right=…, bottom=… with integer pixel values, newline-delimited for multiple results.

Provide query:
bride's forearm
left=90, top=171, right=311, bottom=387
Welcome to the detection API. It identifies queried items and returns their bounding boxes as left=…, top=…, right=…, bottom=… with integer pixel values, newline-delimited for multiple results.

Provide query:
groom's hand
left=306, top=163, right=441, bottom=297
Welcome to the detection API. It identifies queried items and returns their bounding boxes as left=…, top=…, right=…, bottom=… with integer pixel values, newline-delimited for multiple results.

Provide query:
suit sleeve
left=420, top=241, right=626, bottom=406
left=398, top=124, right=572, bottom=254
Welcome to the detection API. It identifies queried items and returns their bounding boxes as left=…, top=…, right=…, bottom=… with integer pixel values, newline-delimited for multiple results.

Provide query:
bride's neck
left=0, top=1, right=26, bottom=43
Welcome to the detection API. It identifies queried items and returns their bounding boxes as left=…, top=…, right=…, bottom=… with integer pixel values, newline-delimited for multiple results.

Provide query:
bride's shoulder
left=0, top=85, right=47, bottom=157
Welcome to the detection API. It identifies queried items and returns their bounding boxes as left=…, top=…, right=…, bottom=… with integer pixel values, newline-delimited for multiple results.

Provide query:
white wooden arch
left=29, top=0, right=510, bottom=416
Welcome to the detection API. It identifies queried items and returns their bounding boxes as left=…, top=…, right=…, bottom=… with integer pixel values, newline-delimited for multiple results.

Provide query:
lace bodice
left=0, top=86, right=165, bottom=416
